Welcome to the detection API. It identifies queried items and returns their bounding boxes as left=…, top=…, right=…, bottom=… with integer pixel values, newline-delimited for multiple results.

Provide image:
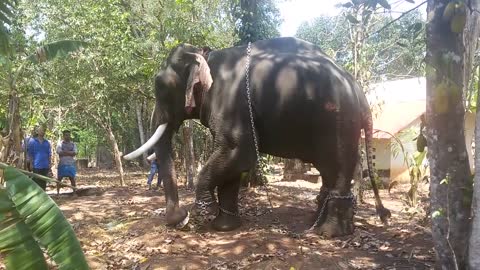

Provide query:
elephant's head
left=123, top=44, right=212, bottom=227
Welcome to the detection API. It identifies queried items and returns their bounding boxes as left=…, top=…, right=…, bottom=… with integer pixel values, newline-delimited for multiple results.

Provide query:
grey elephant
left=124, top=37, right=390, bottom=237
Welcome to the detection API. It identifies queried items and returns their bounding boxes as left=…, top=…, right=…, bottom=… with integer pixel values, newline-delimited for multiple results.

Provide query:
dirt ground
left=47, top=168, right=434, bottom=270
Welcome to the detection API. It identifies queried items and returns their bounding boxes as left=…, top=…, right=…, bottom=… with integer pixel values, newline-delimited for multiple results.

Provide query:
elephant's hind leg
left=311, top=115, right=360, bottom=237
left=313, top=161, right=355, bottom=238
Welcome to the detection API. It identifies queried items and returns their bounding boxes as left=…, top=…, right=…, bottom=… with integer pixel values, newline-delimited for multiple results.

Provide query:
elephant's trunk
left=155, top=127, right=188, bottom=226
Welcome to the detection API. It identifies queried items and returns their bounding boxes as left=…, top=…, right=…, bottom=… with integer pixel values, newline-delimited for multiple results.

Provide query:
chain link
left=195, top=200, right=216, bottom=216
left=194, top=46, right=259, bottom=220
left=245, top=42, right=261, bottom=172
left=309, top=192, right=356, bottom=230
left=219, top=206, right=240, bottom=217
left=245, top=43, right=356, bottom=230
left=245, top=42, right=275, bottom=213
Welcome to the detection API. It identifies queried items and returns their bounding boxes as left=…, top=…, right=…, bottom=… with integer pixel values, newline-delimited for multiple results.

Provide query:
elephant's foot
left=314, top=215, right=354, bottom=238
left=166, top=206, right=189, bottom=227
left=310, top=192, right=355, bottom=238
left=212, top=210, right=242, bottom=231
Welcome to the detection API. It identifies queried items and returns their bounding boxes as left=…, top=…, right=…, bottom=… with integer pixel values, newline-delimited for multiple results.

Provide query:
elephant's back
left=206, top=38, right=365, bottom=161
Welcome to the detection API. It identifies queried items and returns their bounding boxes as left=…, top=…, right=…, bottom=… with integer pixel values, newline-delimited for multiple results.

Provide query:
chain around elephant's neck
left=245, top=42, right=261, bottom=175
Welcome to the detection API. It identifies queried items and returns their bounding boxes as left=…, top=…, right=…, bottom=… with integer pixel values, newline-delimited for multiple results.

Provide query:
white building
left=363, top=77, right=474, bottom=183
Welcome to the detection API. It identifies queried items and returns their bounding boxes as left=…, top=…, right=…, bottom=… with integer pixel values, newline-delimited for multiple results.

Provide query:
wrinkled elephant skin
left=130, top=37, right=390, bottom=237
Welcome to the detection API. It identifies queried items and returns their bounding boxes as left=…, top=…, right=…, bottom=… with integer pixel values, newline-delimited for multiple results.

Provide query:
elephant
left=124, top=37, right=391, bottom=237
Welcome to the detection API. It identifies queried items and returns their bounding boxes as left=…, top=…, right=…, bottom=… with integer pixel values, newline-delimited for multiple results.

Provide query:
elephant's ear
left=184, top=52, right=213, bottom=111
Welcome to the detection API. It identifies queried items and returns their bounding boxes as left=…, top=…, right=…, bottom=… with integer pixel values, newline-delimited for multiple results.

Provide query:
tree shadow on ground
left=53, top=171, right=434, bottom=269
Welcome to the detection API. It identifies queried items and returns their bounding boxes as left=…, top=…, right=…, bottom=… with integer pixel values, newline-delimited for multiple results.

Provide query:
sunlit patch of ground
left=47, top=168, right=434, bottom=269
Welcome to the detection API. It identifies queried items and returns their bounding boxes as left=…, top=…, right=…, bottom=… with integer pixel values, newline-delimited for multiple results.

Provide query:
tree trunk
left=282, top=158, right=307, bottom=181
left=182, top=120, right=195, bottom=189
left=3, top=85, right=22, bottom=167
left=469, top=66, right=480, bottom=270
left=106, top=126, right=125, bottom=186
left=463, top=0, right=480, bottom=108
left=426, top=1, right=472, bottom=268
left=463, top=0, right=480, bottom=176
left=135, top=99, right=147, bottom=166
left=48, top=107, right=62, bottom=170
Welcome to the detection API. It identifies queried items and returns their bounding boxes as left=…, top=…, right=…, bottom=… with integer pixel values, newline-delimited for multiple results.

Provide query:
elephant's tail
left=363, top=109, right=391, bottom=224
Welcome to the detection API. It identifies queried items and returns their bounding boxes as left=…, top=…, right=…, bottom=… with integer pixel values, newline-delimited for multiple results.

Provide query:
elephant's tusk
left=123, top=124, right=167, bottom=160
left=147, top=152, right=156, bottom=161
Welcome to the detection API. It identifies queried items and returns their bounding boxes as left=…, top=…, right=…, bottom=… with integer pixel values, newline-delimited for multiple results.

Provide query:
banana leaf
left=0, top=189, right=48, bottom=270
left=0, top=0, right=15, bottom=56
left=0, top=166, right=89, bottom=270
left=0, top=18, right=10, bottom=56
left=27, top=40, right=89, bottom=64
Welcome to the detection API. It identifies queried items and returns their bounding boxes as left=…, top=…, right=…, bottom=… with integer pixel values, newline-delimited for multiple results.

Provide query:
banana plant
left=1, top=39, right=88, bottom=166
left=407, top=149, right=428, bottom=206
left=0, top=164, right=89, bottom=270
left=0, top=0, right=16, bottom=56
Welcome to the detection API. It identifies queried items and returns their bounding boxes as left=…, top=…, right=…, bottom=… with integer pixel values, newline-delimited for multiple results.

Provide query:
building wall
left=390, top=133, right=418, bottom=182
left=388, top=113, right=474, bottom=183
left=372, top=139, right=391, bottom=170
left=361, top=138, right=391, bottom=183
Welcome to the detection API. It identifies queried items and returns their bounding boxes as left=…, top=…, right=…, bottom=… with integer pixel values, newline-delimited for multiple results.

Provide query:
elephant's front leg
left=212, top=177, right=242, bottom=231
left=193, top=140, right=253, bottom=230
left=192, top=158, right=220, bottom=220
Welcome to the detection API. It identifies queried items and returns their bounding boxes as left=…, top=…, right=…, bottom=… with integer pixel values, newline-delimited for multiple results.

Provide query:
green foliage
left=231, top=0, right=281, bottom=45
left=295, top=15, right=350, bottom=63
left=27, top=40, right=88, bottom=64
left=0, top=165, right=88, bottom=269
left=432, top=208, right=444, bottom=219
left=242, top=154, right=269, bottom=187
left=3, top=0, right=280, bottom=176
left=296, top=8, right=425, bottom=82
left=20, top=0, right=239, bottom=160
left=0, top=0, right=16, bottom=56
left=389, top=126, right=428, bottom=207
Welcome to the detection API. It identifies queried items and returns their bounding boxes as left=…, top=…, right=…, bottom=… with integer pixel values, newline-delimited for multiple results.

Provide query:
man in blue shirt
left=27, top=127, right=52, bottom=190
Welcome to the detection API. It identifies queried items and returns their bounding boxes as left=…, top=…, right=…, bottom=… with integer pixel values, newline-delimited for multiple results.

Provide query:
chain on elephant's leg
left=212, top=178, right=242, bottom=231
left=312, top=113, right=357, bottom=237
left=313, top=190, right=355, bottom=237
left=190, top=175, right=219, bottom=229
left=310, top=147, right=356, bottom=236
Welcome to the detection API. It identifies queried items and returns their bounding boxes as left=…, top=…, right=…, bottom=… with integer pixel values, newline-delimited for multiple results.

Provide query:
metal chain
left=244, top=43, right=357, bottom=231
left=193, top=44, right=262, bottom=220
left=309, top=192, right=356, bottom=230
left=245, top=42, right=275, bottom=213
left=219, top=206, right=240, bottom=217
left=245, top=42, right=261, bottom=169
left=195, top=200, right=216, bottom=216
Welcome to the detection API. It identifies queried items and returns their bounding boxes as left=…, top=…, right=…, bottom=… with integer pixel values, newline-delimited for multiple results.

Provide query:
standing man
left=56, top=130, right=78, bottom=194
left=27, top=126, right=51, bottom=190
left=23, top=128, right=38, bottom=171
left=145, top=149, right=162, bottom=190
